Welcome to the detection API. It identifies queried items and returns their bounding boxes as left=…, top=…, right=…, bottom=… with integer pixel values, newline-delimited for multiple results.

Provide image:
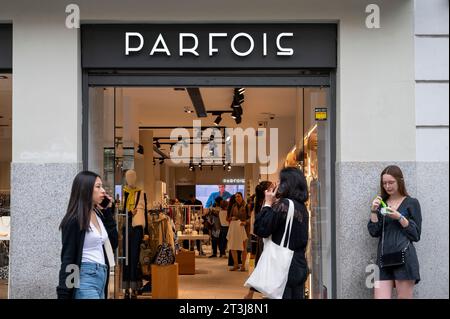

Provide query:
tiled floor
left=178, top=255, right=262, bottom=299
left=0, top=255, right=263, bottom=299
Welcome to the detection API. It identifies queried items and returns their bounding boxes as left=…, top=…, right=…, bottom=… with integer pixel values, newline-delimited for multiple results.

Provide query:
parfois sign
left=81, top=24, right=337, bottom=69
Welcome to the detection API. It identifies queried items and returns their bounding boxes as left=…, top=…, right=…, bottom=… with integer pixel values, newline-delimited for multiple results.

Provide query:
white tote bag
left=244, top=199, right=295, bottom=299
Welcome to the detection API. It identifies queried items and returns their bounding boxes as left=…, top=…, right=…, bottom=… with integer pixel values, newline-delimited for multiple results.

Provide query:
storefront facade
left=0, top=0, right=448, bottom=299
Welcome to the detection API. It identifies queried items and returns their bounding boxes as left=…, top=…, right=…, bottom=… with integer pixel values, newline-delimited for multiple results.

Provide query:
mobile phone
left=100, top=196, right=111, bottom=209
left=379, top=198, right=387, bottom=208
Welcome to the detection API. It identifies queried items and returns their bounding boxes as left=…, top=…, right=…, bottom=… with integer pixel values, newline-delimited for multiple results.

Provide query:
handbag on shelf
left=379, top=216, right=410, bottom=268
left=244, top=199, right=295, bottom=299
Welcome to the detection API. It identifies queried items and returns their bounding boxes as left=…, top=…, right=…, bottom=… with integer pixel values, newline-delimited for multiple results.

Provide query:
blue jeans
left=74, top=262, right=108, bottom=299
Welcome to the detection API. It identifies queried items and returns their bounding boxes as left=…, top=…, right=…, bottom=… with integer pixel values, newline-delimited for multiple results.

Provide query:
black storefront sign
left=0, top=24, right=12, bottom=70
left=81, top=24, right=336, bottom=69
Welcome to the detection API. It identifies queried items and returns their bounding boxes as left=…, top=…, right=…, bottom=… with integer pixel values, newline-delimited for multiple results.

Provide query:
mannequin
left=121, top=169, right=146, bottom=299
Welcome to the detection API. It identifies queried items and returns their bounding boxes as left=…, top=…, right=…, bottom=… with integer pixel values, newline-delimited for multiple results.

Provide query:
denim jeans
left=74, top=262, right=108, bottom=299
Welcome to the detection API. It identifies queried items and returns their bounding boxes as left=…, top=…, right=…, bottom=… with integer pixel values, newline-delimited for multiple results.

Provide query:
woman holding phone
left=368, top=165, right=422, bottom=299
left=57, top=171, right=118, bottom=299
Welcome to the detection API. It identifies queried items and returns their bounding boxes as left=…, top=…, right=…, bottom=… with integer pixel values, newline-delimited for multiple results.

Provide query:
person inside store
left=244, top=180, right=273, bottom=299
left=206, top=196, right=222, bottom=258
left=121, top=169, right=147, bottom=299
left=57, top=171, right=118, bottom=299
left=218, top=200, right=229, bottom=258
left=205, top=184, right=232, bottom=208
left=184, top=194, right=206, bottom=256
left=227, top=192, right=250, bottom=271
left=226, top=194, right=241, bottom=267
left=368, top=165, right=422, bottom=299
left=253, top=167, right=309, bottom=299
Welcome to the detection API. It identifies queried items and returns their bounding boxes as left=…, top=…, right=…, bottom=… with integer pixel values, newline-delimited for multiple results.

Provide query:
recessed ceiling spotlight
left=214, top=114, right=222, bottom=126
left=184, top=106, right=194, bottom=114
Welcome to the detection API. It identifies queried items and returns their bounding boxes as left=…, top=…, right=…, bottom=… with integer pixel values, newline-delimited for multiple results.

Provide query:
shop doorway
left=86, top=74, right=335, bottom=299
left=0, top=73, right=12, bottom=299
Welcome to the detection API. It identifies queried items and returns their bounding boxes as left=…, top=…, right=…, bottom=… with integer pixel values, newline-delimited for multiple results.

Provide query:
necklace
left=388, top=197, right=405, bottom=210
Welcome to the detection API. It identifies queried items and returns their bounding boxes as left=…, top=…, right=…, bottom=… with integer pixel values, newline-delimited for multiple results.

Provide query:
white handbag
left=244, top=199, right=295, bottom=299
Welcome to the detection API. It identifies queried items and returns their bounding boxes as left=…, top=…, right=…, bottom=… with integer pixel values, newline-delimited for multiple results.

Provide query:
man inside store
left=205, top=185, right=232, bottom=208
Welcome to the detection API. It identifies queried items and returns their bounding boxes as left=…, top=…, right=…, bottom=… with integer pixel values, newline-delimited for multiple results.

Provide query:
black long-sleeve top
left=254, top=198, right=309, bottom=266
left=56, top=206, right=118, bottom=299
left=367, top=196, right=422, bottom=254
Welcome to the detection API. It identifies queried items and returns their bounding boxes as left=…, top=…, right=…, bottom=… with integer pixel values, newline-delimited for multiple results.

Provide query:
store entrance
left=87, top=79, right=334, bottom=299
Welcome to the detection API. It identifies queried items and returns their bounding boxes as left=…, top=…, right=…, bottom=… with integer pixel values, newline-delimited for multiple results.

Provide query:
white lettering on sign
left=125, top=32, right=144, bottom=55
left=150, top=34, right=171, bottom=56
left=276, top=33, right=294, bottom=56
left=223, top=179, right=245, bottom=184
left=124, top=32, right=295, bottom=57
left=179, top=33, right=199, bottom=56
left=231, top=33, right=255, bottom=57
left=209, top=33, right=228, bottom=56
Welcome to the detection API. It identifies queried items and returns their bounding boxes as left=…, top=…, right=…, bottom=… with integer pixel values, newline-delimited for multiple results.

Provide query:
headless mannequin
left=122, top=169, right=146, bottom=299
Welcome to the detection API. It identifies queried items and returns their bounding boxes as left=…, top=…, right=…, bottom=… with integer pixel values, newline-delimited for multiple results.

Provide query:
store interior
left=88, top=85, right=332, bottom=299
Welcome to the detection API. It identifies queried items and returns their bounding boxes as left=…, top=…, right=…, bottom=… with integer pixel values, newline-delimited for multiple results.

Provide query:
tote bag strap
left=280, top=199, right=295, bottom=248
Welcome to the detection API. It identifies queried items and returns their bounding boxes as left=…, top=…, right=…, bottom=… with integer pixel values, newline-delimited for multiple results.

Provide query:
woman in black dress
left=368, top=165, right=422, bottom=299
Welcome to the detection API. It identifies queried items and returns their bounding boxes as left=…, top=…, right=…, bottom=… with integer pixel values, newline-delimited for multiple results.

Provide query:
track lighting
left=198, top=162, right=203, bottom=171
left=227, top=163, right=232, bottom=172
left=235, top=115, right=242, bottom=125
left=189, top=162, right=195, bottom=172
left=137, top=144, right=144, bottom=155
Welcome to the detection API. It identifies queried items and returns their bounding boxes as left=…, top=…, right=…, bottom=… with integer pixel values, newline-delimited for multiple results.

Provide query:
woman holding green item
left=368, top=165, right=422, bottom=299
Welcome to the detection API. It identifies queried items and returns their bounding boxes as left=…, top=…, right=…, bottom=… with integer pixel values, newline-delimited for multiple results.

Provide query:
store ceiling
left=122, top=87, right=299, bottom=128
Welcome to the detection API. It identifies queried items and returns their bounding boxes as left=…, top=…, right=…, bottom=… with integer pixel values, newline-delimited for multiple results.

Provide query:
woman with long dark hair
left=253, top=167, right=309, bottom=299
left=368, top=165, right=422, bottom=299
left=244, top=180, right=273, bottom=299
left=57, top=171, right=118, bottom=299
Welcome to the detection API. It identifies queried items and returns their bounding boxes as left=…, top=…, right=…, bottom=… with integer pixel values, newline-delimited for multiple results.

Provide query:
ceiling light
left=184, top=106, right=193, bottom=114
left=227, top=163, right=232, bottom=172
left=214, top=114, right=222, bottom=126
left=189, top=162, right=195, bottom=171
left=198, top=162, right=202, bottom=170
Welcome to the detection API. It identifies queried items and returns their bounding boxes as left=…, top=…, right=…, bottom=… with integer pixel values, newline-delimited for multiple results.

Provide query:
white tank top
left=82, top=216, right=108, bottom=265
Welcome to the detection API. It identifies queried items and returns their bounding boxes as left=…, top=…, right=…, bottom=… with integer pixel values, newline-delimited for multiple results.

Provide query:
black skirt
left=378, top=243, right=421, bottom=284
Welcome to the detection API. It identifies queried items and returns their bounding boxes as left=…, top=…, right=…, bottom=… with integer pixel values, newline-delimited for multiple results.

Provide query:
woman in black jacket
left=254, top=167, right=309, bottom=299
left=57, top=171, right=118, bottom=299
left=368, top=165, right=422, bottom=299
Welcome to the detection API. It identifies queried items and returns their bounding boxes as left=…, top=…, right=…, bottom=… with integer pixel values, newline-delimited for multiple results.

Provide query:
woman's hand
left=264, top=184, right=279, bottom=207
left=371, top=196, right=382, bottom=212
left=385, top=207, right=402, bottom=220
